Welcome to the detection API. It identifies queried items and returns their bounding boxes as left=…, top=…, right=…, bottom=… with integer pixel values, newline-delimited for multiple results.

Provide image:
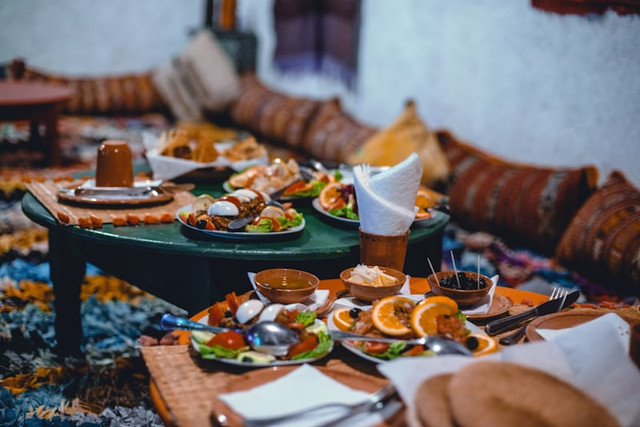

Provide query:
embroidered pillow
left=556, top=171, right=640, bottom=295
left=229, top=74, right=320, bottom=148
left=302, top=98, right=377, bottom=163
left=347, top=100, right=450, bottom=187
left=437, top=130, right=598, bottom=255
left=15, top=61, right=166, bottom=115
left=152, top=60, right=204, bottom=122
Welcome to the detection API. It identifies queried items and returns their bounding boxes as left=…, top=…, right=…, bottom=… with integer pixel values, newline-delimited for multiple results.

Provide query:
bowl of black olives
left=427, top=271, right=492, bottom=307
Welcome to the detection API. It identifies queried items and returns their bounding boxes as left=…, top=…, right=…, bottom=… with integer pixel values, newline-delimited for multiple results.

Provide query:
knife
left=485, top=290, right=580, bottom=336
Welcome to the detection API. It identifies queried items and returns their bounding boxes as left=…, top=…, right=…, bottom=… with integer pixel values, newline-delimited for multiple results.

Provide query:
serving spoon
left=160, top=314, right=299, bottom=356
left=161, top=314, right=473, bottom=357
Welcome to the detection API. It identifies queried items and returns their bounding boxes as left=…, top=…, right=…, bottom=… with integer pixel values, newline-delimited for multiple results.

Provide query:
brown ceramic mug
left=359, top=227, right=410, bottom=271
left=95, top=140, right=134, bottom=187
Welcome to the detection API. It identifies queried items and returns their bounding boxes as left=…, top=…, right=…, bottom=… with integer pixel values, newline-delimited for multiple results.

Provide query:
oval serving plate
left=326, top=300, right=483, bottom=364
left=176, top=204, right=305, bottom=240
left=311, top=198, right=444, bottom=229
left=210, top=365, right=392, bottom=427
left=57, top=179, right=173, bottom=207
left=190, top=315, right=333, bottom=368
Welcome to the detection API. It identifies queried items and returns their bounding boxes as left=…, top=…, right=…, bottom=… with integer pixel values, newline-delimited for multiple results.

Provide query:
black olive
left=224, top=310, right=233, bottom=318
left=349, top=308, right=361, bottom=319
left=195, top=219, right=208, bottom=229
left=466, top=336, right=479, bottom=351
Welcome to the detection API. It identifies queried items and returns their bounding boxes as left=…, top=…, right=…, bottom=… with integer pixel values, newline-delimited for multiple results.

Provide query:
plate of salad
left=326, top=295, right=489, bottom=363
left=191, top=296, right=334, bottom=367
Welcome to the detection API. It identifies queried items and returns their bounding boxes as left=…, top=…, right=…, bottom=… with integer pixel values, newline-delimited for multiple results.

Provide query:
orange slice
left=371, top=296, right=415, bottom=336
left=465, top=333, right=498, bottom=357
left=421, top=296, right=458, bottom=313
left=410, top=299, right=458, bottom=337
left=332, top=307, right=355, bottom=331
left=318, top=182, right=345, bottom=211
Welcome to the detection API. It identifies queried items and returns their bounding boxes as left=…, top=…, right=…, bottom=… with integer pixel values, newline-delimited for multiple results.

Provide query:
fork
left=238, top=383, right=397, bottom=426
left=499, top=287, right=568, bottom=346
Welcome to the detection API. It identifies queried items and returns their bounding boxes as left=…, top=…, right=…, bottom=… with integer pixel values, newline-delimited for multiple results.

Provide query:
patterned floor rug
left=1, top=115, right=637, bottom=426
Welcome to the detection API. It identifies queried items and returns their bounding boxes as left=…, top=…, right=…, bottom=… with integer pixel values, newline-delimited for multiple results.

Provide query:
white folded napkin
left=217, top=364, right=386, bottom=427
left=247, top=272, right=329, bottom=313
left=142, top=131, right=268, bottom=180
left=460, top=275, right=499, bottom=316
left=353, top=153, right=422, bottom=235
left=378, top=313, right=640, bottom=427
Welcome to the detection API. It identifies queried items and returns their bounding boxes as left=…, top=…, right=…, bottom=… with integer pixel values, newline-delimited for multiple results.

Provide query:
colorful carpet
left=1, top=115, right=637, bottom=426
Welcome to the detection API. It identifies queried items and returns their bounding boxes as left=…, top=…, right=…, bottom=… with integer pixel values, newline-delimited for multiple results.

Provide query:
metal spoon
left=328, top=330, right=474, bottom=357
left=160, top=314, right=299, bottom=356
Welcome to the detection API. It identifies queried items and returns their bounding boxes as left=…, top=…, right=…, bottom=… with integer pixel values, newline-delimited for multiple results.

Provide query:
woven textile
left=437, top=130, right=598, bottom=255
left=302, top=97, right=376, bottom=163
left=556, top=171, right=640, bottom=296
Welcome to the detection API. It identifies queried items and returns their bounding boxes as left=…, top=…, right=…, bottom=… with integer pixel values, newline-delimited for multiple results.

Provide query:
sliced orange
left=465, top=333, right=498, bottom=357
left=332, top=307, right=355, bottom=331
left=318, top=182, right=345, bottom=211
left=410, top=299, right=458, bottom=337
left=421, top=296, right=458, bottom=313
left=371, top=296, right=415, bottom=336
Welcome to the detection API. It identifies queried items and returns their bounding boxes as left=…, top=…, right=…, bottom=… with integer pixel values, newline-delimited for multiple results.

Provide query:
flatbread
left=448, top=361, right=619, bottom=427
left=414, top=374, right=455, bottom=427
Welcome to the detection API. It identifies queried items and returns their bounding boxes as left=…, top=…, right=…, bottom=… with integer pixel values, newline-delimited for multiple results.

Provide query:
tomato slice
left=206, top=330, right=246, bottom=349
left=363, top=341, right=390, bottom=354
left=288, top=335, right=318, bottom=358
left=208, top=302, right=225, bottom=326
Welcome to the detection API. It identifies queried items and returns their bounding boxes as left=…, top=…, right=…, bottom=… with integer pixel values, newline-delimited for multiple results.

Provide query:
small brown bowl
left=427, top=271, right=492, bottom=307
left=254, top=268, right=319, bottom=304
left=340, top=266, right=406, bottom=302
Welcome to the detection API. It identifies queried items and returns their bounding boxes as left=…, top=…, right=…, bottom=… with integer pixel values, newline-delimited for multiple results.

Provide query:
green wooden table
left=21, top=182, right=448, bottom=354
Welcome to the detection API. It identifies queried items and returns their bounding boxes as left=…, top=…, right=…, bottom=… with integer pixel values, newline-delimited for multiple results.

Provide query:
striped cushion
left=18, top=66, right=166, bottom=115
left=229, top=74, right=320, bottom=149
left=556, top=171, right=640, bottom=295
left=302, top=98, right=377, bottom=163
left=437, top=130, right=598, bottom=255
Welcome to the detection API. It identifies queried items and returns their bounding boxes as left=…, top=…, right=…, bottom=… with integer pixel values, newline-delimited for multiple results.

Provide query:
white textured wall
left=2, top=0, right=639, bottom=186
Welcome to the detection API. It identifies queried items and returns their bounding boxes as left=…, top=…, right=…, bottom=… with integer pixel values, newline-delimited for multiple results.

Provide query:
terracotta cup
left=631, top=322, right=640, bottom=370
left=95, top=140, right=134, bottom=187
left=359, top=227, right=410, bottom=271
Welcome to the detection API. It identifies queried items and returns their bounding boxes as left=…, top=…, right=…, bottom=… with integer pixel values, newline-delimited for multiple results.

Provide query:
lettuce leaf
left=328, top=204, right=359, bottom=220
left=294, top=311, right=317, bottom=328
left=245, top=218, right=274, bottom=233
left=361, top=341, right=407, bottom=360
left=291, top=331, right=332, bottom=360
left=288, top=180, right=327, bottom=198
left=198, top=343, right=248, bottom=359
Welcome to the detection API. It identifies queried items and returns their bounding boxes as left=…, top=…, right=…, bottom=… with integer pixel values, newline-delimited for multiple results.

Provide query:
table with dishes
left=20, top=126, right=640, bottom=426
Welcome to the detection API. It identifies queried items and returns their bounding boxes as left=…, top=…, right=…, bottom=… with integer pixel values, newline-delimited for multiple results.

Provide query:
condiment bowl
left=340, top=266, right=406, bottom=302
left=427, top=271, right=492, bottom=307
left=254, top=268, right=319, bottom=304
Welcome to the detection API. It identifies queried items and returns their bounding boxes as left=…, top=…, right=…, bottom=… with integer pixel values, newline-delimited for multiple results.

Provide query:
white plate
left=311, top=198, right=445, bottom=228
left=176, top=204, right=305, bottom=240
left=190, top=315, right=333, bottom=367
left=327, top=300, right=483, bottom=364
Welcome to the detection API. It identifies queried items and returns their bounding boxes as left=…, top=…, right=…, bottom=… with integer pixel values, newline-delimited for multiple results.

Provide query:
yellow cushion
left=347, top=100, right=450, bottom=187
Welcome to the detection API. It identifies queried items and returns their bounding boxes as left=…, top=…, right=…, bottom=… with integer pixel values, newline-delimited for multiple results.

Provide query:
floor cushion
left=556, top=171, right=640, bottom=296
left=347, top=100, right=450, bottom=187
left=437, top=130, right=598, bottom=255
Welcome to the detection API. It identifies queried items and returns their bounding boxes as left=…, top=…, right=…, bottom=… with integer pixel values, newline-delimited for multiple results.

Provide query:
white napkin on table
left=353, top=153, right=422, bottom=235
left=217, top=364, right=387, bottom=427
left=460, top=275, right=499, bottom=316
left=378, top=313, right=640, bottom=427
left=247, top=272, right=329, bottom=313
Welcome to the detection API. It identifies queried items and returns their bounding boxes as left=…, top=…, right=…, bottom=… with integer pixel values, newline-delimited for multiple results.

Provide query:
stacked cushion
left=302, top=98, right=377, bottom=163
left=556, top=171, right=640, bottom=295
left=230, top=74, right=321, bottom=149
left=13, top=63, right=165, bottom=116
left=437, top=130, right=598, bottom=255
left=347, top=100, right=450, bottom=187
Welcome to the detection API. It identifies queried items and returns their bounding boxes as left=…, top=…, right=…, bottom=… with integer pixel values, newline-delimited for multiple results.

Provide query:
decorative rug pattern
left=1, top=114, right=637, bottom=426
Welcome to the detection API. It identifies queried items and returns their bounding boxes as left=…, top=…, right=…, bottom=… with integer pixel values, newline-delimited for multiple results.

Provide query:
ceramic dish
left=176, top=204, right=305, bottom=240
left=57, top=179, right=173, bottom=207
left=190, top=315, right=333, bottom=367
left=311, top=198, right=444, bottom=228
left=326, top=304, right=483, bottom=364
left=464, top=294, right=512, bottom=323
left=525, top=309, right=604, bottom=342
left=210, top=365, right=394, bottom=426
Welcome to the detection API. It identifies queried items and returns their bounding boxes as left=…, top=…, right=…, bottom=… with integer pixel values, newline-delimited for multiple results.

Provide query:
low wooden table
left=0, top=80, right=73, bottom=165
left=144, top=278, right=548, bottom=426
left=22, top=180, right=449, bottom=354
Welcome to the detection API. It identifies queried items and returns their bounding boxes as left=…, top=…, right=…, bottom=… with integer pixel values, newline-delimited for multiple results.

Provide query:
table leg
left=48, top=227, right=86, bottom=355
left=42, top=107, right=60, bottom=165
